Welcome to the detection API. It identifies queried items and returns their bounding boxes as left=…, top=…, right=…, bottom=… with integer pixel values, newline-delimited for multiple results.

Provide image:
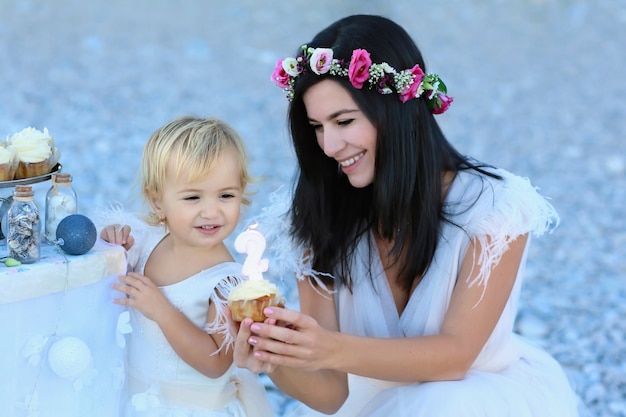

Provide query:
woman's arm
left=113, top=272, right=233, bottom=378
left=266, top=278, right=348, bottom=411
left=246, top=234, right=527, bottom=386
left=234, top=277, right=348, bottom=413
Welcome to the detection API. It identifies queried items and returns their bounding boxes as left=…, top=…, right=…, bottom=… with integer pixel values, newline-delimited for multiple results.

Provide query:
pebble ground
left=1, top=1, right=624, bottom=415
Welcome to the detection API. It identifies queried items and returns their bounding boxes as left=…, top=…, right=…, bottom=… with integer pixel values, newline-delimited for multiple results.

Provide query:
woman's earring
left=158, top=215, right=165, bottom=226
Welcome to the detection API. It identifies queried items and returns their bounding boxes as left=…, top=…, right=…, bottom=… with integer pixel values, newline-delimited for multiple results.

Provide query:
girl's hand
left=232, top=316, right=278, bottom=375
left=100, top=224, right=135, bottom=251
left=239, top=306, right=337, bottom=373
left=112, top=272, right=172, bottom=321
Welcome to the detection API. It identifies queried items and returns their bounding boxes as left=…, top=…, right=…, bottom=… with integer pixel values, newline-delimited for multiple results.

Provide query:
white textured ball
left=48, top=336, right=92, bottom=380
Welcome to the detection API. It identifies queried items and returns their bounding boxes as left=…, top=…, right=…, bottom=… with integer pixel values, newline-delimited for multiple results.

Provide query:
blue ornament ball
left=56, top=214, right=97, bottom=255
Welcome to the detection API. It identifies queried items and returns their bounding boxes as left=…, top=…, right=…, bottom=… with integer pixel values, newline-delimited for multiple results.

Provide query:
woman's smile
left=338, top=151, right=366, bottom=168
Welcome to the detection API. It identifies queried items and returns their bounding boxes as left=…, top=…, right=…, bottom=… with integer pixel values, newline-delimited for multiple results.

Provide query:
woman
left=233, top=14, right=579, bottom=417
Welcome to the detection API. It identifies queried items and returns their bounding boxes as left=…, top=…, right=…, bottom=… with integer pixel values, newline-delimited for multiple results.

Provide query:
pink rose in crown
left=431, top=93, right=454, bottom=114
left=399, top=64, right=425, bottom=103
left=348, top=49, right=372, bottom=89
left=271, top=59, right=291, bottom=89
left=310, top=48, right=333, bottom=75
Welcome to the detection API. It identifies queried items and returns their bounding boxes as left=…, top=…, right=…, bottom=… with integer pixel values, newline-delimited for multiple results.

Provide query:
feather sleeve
left=463, top=170, right=560, bottom=292
left=247, top=188, right=336, bottom=294
left=203, top=274, right=243, bottom=354
left=90, top=202, right=158, bottom=271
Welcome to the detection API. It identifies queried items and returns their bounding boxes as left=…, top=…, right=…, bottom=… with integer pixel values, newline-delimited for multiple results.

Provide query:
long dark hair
left=287, top=15, right=498, bottom=291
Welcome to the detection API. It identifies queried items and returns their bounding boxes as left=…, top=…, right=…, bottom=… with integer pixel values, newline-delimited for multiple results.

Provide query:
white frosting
left=227, top=279, right=281, bottom=301
left=0, top=146, right=16, bottom=165
left=9, top=127, right=55, bottom=163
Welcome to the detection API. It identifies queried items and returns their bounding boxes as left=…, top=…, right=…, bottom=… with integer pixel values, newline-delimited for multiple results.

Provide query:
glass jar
left=7, top=185, right=41, bottom=264
left=45, top=173, right=77, bottom=241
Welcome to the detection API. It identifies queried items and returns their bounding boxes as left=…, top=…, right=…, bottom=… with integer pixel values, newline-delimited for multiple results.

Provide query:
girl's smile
left=196, top=224, right=222, bottom=235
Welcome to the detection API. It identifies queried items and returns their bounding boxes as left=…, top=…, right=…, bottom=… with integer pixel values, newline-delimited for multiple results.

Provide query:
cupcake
left=0, top=145, right=18, bottom=181
left=228, top=279, right=285, bottom=322
left=9, top=127, right=61, bottom=179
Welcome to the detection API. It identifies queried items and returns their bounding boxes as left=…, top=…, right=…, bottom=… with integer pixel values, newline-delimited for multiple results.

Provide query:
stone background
left=1, top=1, right=624, bottom=415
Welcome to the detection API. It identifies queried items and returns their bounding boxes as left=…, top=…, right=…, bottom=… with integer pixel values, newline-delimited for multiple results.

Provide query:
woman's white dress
left=285, top=169, right=579, bottom=417
left=120, top=230, right=274, bottom=417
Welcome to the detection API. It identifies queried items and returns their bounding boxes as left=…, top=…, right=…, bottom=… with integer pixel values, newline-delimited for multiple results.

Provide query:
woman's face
left=303, top=79, right=377, bottom=188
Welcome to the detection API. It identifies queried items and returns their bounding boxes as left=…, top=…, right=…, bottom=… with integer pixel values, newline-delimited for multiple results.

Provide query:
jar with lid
left=7, top=185, right=41, bottom=263
left=45, top=173, right=77, bottom=241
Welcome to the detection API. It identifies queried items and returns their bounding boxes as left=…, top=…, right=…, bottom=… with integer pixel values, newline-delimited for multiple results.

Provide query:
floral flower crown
left=271, top=45, right=453, bottom=114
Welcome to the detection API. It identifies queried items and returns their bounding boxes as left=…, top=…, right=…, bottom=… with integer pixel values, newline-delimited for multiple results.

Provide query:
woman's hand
left=100, top=224, right=135, bottom=251
left=230, top=299, right=348, bottom=413
left=231, top=315, right=278, bottom=375
left=112, top=272, right=173, bottom=321
left=237, top=306, right=338, bottom=373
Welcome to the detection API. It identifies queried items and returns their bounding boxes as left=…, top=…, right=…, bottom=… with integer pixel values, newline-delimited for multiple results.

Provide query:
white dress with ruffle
left=284, top=169, right=579, bottom=417
left=120, top=229, right=274, bottom=417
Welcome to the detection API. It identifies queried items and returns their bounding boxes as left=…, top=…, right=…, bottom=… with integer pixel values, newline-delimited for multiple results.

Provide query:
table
left=0, top=240, right=127, bottom=417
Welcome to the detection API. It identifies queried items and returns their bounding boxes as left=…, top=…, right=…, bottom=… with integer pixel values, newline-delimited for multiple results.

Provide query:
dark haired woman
left=233, top=14, right=579, bottom=417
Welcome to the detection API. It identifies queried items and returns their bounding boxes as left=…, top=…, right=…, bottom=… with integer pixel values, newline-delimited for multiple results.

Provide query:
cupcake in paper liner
left=228, top=279, right=285, bottom=322
left=9, top=127, right=61, bottom=179
left=0, top=145, right=18, bottom=181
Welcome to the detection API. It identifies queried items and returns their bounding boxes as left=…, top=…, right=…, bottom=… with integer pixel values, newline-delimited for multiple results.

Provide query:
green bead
left=5, top=257, right=21, bottom=267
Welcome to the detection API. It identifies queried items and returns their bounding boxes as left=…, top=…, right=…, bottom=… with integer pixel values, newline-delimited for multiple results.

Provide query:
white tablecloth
left=0, top=240, right=127, bottom=417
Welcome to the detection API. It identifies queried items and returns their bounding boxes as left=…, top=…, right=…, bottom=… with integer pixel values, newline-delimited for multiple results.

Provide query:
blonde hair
left=141, top=116, right=252, bottom=226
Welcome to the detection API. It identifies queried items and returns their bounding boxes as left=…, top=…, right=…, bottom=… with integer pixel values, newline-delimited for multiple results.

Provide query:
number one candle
left=234, top=225, right=269, bottom=281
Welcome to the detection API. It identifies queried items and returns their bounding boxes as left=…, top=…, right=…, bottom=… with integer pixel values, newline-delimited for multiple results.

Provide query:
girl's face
left=151, top=146, right=243, bottom=249
left=303, top=79, right=377, bottom=188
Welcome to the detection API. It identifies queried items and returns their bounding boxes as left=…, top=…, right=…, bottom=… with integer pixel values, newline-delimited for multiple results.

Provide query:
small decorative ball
left=48, top=336, right=92, bottom=380
left=56, top=214, right=97, bottom=255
